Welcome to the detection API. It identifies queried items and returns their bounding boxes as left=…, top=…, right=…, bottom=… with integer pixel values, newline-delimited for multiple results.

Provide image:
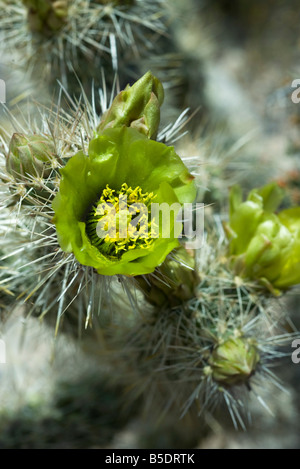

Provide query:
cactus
left=0, top=0, right=169, bottom=94
left=224, top=182, right=300, bottom=294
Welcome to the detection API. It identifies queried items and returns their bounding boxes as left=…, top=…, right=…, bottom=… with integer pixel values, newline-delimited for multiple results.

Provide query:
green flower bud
left=225, top=182, right=300, bottom=292
left=136, top=247, right=199, bottom=307
left=97, top=71, right=164, bottom=139
left=244, top=217, right=292, bottom=282
left=208, top=337, right=260, bottom=386
left=227, top=183, right=284, bottom=256
left=6, top=133, right=57, bottom=183
left=96, top=0, right=135, bottom=4
left=275, top=207, right=300, bottom=289
left=22, top=0, right=68, bottom=36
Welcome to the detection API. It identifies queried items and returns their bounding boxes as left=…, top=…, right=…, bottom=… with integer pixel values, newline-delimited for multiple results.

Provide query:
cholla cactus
left=1, top=44, right=300, bottom=443
left=277, top=169, right=300, bottom=205
left=0, top=0, right=168, bottom=91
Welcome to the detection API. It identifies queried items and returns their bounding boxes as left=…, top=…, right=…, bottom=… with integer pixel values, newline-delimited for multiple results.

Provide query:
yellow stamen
left=86, top=183, right=157, bottom=258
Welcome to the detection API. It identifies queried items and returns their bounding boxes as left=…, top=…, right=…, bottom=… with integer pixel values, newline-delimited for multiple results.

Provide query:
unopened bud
left=96, top=0, right=135, bottom=4
left=226, top=182, right=300, bottom=292
left=22, top=0, right=68, bottom=35
left=136, top=247, right=199, bottom=307
left=208, top=337, right=260, bottom=386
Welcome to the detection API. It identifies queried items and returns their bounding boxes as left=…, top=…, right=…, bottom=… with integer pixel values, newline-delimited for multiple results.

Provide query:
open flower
left=225, top=182, right=300, bottom=293
left=52, top=126, right=196, bottom=276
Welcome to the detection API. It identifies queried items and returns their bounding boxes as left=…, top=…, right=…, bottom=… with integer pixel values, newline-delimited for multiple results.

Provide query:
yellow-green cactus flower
left=225, top=182, right=300, bottom=293
left=52, top=126, right=196, bottom=276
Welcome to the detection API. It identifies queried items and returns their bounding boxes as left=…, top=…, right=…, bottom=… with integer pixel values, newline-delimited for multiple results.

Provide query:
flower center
left=86, top=183, right=157, bottom=258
